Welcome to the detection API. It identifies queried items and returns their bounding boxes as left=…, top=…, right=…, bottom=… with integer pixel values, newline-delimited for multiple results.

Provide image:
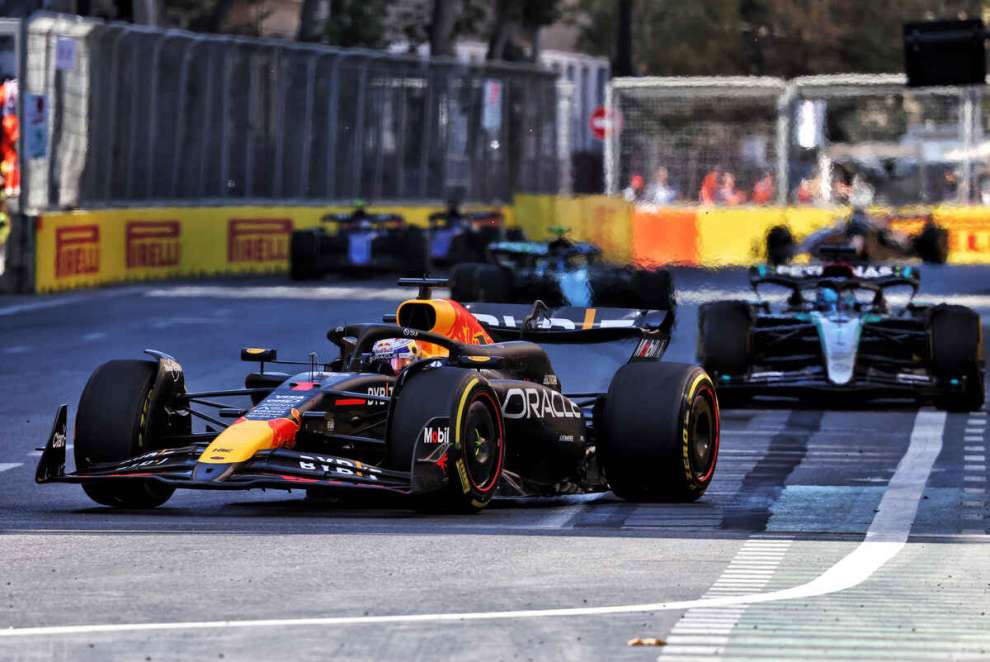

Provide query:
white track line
left=0, top=463, right=22, bottom=473
left=0, top=288, right=143, bottom=317
left=0, top=410, right=945, bottom=639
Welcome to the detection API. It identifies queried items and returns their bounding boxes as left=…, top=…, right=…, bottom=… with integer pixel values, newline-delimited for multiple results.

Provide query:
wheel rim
left=689, top=386, right=718, bottom=482
left=461, top=394, right=502, bottom=492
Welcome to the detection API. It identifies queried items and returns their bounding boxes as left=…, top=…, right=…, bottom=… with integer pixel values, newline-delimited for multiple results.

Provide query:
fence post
left=325, top=52, right=346, bottom=199
left=960, top=87, right=976, bottom=203
left=350, top=56, right=369, bottom=199
left=775, top=83, right=794, bottom=205
left=102, top=28, right=128, bottom=204
left=603, top=80, right=616, bottom=195
left=219, top=42, right=233, bottom=197
left=298, top=52, right=317, bottom=198
left=557, top=79, right=573, bottom=196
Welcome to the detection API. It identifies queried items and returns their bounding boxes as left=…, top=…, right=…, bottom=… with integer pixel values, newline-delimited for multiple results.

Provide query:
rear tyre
left=766, top=226, right=795, bottom=265
left=449, top=263, right=482, bottom=302
left=401, top=226, right=429, bottom=276
left=387, top=368, right=504, bottom=512
left=289, top=230, right=321, bottom=281
left=930, top=304, right=985, bottom=411
left=914, top=222, right=949, bottom=264
left=600, top=363, right=719, bottom=502
left=698, top=301, right=751, bottom=376
left=632, top=268, right=675, bottom=310
left=75, top=360, right=176, bottom=508
left=449, top=263, right=511, bottom=303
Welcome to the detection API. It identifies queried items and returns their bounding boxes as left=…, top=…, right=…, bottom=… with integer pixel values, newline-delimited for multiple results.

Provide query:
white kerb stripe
left=0, top=411, right=945, bottom=638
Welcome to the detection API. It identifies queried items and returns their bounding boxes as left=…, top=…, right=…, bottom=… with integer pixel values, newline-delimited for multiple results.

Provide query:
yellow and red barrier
left=33, top=197, right=990, bottom=292
left=35, top=204, right=483, bottom=293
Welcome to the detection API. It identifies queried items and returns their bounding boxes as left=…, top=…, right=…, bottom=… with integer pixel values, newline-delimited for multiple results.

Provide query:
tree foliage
left=569, top=0, right=986, bottom=76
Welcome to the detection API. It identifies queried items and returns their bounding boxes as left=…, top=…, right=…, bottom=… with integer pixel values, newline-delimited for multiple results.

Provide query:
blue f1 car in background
left=449, top=227, right=674, bottom=311
left=427, top=207, right=524, bottom=266
left=289, top=203, right=429, bottom=280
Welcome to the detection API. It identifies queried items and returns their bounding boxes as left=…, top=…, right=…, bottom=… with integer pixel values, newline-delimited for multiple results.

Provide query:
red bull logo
left=126, top=220, right=181, bottom=269
left=227, top=218, right=292, bottom=263
left=55, top=225, right=99, bottom=278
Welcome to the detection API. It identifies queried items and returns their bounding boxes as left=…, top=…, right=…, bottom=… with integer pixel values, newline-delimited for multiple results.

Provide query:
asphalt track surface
left=1, top=266, right=989, bottom=661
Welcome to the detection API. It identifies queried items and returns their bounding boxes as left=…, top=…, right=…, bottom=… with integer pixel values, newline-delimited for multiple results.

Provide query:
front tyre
left=600, top=363, right=719, bottom=502
left=289, top=230, right=324, bottom=280
left=75, top=360, right=176, bottom=508
left=387, top=368, right=504, bottom=512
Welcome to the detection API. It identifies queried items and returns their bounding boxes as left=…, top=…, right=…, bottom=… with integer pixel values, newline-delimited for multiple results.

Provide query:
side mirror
left=241, top=347, right=277, bottom=363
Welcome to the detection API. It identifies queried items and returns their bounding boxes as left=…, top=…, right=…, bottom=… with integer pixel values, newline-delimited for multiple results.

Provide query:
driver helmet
left=816, top=287, right=839, bottom=311
left=371, top=338, right=420, bottom=375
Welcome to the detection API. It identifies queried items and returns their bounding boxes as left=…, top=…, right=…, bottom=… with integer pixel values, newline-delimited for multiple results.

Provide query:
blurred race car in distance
left=698, top=255, right=984, bottom=410
left=766, top=208, right=949, bottom=266
left=427, top=206, right=524, bottom=266
left=449, top=227, right=674, bottom=311
left=36, top=278, right=719, bottom=511
left=289, top=201, right=427, bottom=280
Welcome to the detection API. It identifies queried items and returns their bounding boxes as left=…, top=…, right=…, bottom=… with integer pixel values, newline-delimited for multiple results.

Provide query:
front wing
left=715, top=366, right=963, bottom=401
left=35, top=406, right=427, bottom=496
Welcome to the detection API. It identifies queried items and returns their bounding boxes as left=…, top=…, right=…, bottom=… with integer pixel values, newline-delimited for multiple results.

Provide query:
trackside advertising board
left=34, top=200, right=990, bottom=291
left=37, top=205, right=496, bottom=292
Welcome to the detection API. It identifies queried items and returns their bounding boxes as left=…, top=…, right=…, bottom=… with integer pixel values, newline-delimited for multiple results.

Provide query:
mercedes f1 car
left=448, top=228, right=674, bottom=311
left=36, top=279, right=719, bottom=511
left=289, top=204, right=428, bottom=280
left=698, top=259, right=984, bottom=410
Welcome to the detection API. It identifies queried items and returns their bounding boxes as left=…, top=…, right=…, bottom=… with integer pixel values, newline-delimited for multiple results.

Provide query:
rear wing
left=464, top=302, right=672, bottom=342
left=321, top=212, right=405, bottom=227
left=750, top=263, right=920, bottom=292
left=428, top=210, right=503, bottom=227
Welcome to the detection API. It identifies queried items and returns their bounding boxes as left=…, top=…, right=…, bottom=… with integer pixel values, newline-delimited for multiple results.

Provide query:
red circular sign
left=589, top=106, right=620, bottom=140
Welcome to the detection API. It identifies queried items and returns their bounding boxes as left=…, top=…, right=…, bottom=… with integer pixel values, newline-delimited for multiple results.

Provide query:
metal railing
left=17, top=12, right=560, bottom=213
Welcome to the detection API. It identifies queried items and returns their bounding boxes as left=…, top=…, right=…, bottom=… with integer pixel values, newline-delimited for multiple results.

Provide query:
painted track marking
left=0, top=410, right=946, bottom=639
left=0, top=463, right=22, bottom=473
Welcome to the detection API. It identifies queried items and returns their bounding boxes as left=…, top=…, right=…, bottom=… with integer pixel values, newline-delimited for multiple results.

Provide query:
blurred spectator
left=698, top=166, right=723, bottom=204
left=718, top=172, right=746, bottom=205
left=0, top=79, right=18, bottom=197
left=646, top=166, right=677, bottom=205
left=623, top=174, right=645, bottom=202
left=979, top=176, right=990, bottom=206
left=751, top=172, right=775, bottom=205
left=796, top=177, right=816, bottom=204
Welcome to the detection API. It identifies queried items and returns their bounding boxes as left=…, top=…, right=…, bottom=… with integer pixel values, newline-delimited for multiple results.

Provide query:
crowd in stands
left=623, top=165, right=776, bottom=206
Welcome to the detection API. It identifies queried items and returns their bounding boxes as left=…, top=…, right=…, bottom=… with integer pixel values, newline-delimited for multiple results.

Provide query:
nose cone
left=194, top=418, right=299, bottom=482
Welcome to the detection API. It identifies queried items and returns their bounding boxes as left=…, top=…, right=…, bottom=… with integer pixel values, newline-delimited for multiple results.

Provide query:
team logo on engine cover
left=501, top=387, right=581, bottom=420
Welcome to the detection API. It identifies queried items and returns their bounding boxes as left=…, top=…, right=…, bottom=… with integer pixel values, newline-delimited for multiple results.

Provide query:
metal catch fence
left=18, top=12, right=560, bottom=213
left=607, top=74, right=990, bottom=207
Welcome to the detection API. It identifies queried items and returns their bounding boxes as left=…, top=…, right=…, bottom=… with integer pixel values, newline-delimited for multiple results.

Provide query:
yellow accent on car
left=582, top=308, right=597, bottom=330
left=198, top=420, right=275, bottom=464
left=453, top=377, right=480, bottom=494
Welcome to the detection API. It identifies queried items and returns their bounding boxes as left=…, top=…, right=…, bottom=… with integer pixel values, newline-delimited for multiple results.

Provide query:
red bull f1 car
left=698, top=260, right=984, bottom=410
left=36, top=279, right=719, bottom=511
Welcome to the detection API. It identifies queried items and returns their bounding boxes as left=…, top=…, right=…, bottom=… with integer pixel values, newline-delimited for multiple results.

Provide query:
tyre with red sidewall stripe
left=600, top=362, right=719, bottom=502
left=387, top=367, right=504, bottom=512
